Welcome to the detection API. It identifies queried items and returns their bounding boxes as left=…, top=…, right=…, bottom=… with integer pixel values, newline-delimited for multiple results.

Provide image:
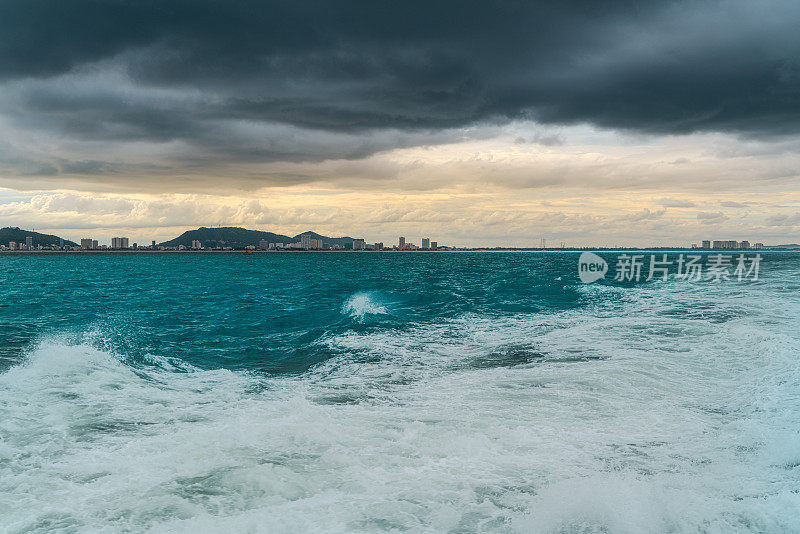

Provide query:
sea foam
left=1, top=273, right=799, bottom=532
left=342, top=292, right=389, bottom=321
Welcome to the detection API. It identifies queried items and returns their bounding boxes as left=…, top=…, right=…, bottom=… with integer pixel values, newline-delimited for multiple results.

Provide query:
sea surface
left=0, top=251, right=798, bottom=533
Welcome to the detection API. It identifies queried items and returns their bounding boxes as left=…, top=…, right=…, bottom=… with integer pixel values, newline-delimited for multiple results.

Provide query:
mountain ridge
left=0, top=227, right=78, bottom=247
left=158, top=227, right=357, bottom=248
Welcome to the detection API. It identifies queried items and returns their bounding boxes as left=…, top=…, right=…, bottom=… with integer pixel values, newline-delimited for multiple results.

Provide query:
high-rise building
left=753, top=243, right=764, bottom=249
left=152, top=240, right=156, bottom=248
left=422, top=238, right=430, bottom=249
left=81, top=238, right=94, bottom=250
left=352, top=238, right=366, bottom=250
left=92, top=240, right=98, bottom=250
left=192, top=240, right=203, bottom=250
left=111, top=237, right=130, bottom=249
left=8, top=241, right=16, bottom=250
left=702, top=240, right=711, bottom=249
left=399, top=237, right=406, bottom=250
left=300, top=234, right=313, bottom=249
left=430, top=241, right=438, bottom=249
left=739, top=240, right=750, bottom=249
left=374, top=242, right=384, bottom=251
left=25, top=236, right=33, bottom=249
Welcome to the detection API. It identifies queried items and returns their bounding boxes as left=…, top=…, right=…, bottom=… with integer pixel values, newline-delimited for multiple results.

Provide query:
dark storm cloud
left=1, top=0, right=800, bottom=169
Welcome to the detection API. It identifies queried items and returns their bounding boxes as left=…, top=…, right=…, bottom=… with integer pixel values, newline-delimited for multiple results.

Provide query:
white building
left=352, top=238, right=365, bottom=250
left=422, top=238, right=430, bottom=249
left=111, top=237, right=130, bottom=249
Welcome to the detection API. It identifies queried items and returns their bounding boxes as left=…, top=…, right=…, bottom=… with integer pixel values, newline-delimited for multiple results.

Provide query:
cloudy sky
left=1, top=0, right=800, bottom=246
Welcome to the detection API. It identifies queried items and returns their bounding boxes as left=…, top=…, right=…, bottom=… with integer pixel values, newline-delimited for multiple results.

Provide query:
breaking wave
left=2, top=285, right=799, bottom=533
left=342, top=292, right=389, bottom=322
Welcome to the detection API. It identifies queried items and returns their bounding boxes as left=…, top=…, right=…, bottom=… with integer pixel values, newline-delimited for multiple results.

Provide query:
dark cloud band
left=1, top=0, right=799, bottom=175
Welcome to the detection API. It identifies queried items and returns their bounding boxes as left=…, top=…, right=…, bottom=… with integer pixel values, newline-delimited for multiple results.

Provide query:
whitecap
left=341, top=292, right=389, bottom=321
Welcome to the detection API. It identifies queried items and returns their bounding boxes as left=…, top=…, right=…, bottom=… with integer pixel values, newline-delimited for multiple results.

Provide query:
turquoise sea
left=0, top=252, right=798, bottom=532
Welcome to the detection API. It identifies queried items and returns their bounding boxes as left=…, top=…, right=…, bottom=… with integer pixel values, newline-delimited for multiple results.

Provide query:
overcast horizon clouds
left=1, top=0, right=800, bottom=246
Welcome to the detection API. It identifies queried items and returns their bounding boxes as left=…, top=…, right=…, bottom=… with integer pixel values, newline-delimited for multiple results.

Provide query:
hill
left=290, top=231, right=356, bottom=248
left=159, top=227, right=293, bottom=248
left=0, top=227, right=77, bottom=247
left=159, top=227, right=357, bottom=248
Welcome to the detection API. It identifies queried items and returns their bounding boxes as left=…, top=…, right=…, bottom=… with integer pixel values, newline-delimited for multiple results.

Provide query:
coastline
left=0, top=248, right=788, bottom=255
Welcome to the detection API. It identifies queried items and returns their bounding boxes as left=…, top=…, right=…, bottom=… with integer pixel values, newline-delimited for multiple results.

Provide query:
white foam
left=342, top=292, right=389, bottom=321
left=1, top=279, right=799, bottom=532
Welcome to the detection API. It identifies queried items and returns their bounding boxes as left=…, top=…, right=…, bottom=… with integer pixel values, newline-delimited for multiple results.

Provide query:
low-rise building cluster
left=257, top=235, right=366, bottom=250
left=695, top=240, right=764, bottom=249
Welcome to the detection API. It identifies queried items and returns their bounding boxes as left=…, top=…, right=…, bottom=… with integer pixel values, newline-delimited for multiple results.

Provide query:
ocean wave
left=342, top=292, right=390, bottom=322
left=2, top=283, right=800, bottom=532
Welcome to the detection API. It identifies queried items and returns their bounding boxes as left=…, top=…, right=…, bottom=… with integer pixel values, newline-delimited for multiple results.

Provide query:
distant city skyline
left=10, top=226, right=798, bottom=251
left=1, top=225, right=786, bottom=252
